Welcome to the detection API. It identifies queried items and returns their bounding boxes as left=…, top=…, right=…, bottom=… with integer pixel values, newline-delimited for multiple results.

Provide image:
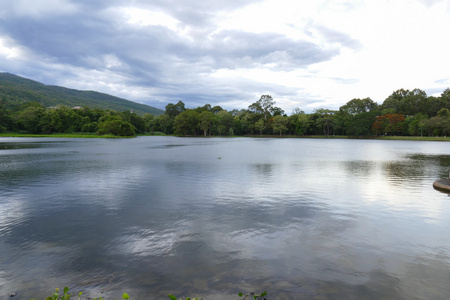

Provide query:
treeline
left=1, top=88, right=450, bottom=137
left=150, top=88, right=450, bottom=137
left=0, top=102, right=146, bottom=136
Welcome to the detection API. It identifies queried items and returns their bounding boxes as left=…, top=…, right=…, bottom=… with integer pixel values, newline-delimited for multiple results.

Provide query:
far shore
left=245, top=135, right=450, bottom=142
left=1, top=132, right=449, bottom=142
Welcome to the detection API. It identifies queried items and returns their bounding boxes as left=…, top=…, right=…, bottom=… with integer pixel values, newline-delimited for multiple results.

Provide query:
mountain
left=0, top=73, right=164, bottom=116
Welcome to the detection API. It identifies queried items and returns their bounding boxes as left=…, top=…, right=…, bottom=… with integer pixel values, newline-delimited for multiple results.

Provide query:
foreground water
left=0, top=136, right=449, bottom=300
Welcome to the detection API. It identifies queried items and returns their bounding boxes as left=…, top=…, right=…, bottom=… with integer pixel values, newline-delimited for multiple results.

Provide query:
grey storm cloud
left=200, top=30, right=340, bottom=70
left=0, top=8, right=339, bottom=70
left=0, top=0, right=363, bottom=110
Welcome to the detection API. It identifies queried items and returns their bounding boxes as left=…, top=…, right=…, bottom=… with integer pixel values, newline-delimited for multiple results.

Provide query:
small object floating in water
left=217, top=157, right=222, bottom=159
left=10, top=292, right=17, bottom=297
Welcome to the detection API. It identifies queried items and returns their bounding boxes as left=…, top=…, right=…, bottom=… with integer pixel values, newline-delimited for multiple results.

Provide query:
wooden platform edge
left=433, top=179, right=450, bottom=193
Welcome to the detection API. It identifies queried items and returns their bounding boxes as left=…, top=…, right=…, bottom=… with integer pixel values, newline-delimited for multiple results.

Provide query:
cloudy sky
left=1, top=0, right=449, bottom=113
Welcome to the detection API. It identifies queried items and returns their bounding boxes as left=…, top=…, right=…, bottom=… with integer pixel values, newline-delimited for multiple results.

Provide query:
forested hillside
left=0, top=73, right=163, bottom=116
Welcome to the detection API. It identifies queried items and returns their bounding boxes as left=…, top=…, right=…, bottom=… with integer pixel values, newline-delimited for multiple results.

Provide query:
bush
left=96, top=115, right=136, bottom=136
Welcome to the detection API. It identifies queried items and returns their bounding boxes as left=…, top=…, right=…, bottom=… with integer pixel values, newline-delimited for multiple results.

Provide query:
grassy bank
left=0, top=131, right=170, bottom=138
left=373, top=135, right=450, bottom=141
left=137, top=131, right=167, bottom=136
left=0, top=132, right=129, bottom=138
left=246, top=134, right=450, bottom=141
left=309, top=135, right=449, bottom=141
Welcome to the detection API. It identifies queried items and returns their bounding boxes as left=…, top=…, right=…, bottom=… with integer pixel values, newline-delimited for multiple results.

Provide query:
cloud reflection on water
left=1, top=137, right=450, bottom=299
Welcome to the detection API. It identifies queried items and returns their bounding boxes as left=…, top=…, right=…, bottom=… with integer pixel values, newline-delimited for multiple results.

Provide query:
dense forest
left=1, top=72, right=449, bottom=137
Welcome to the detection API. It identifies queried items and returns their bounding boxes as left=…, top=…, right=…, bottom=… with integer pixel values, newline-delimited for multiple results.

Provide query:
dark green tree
left=272, top=115, right=288, bottom=135
left=259, top=95, right=275, bottom=120
left=254, top=118, right=265, bottom=135
left=0, top=103, right=14, bottom=132
left=338, top=98, right=379, bottom=136
left=312, top=109, right=338, bottom=136
left=121, top=111, right=146, bottom=134
left=214, top=110, right=234, bottom=135
left=165, top=101, right=186, bottom=118
left=381, top=89, right=427, bottom=116
left=143, top=113, right=156, bottom=133
left=14, top=102, right=45, bottom=133
left=198, top=111, right=214, bottom=136
left=97, top=115, right=136, bottom=136
left=406, top=113, right=428, bottom=136
left=155, top=114, right=174, bottom=134
left=211, top=105, right=224, bottom=114
left=174, top=109, right=199, bottom=136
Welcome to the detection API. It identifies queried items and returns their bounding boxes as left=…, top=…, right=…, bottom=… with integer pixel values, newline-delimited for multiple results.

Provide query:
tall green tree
left=338, top=98, right=379, bottom=136
left=198, top=111, right=214, bottom=136
left=424, top=96, right=444, bottom=117
left=254, top=118, right=265, bottom=135
left=14, top=102, right=45, bottom=133
left=249, top=95, right=275, bottom=121
left=441, top=88, right=450, bottom=110
left=211, top=105, right=224, bottom=114
left=288, top=108, right=308, bottom=135
left=406, top=113, right=428, bottom=136
left=214, top=110, right=234, bottom=135
left=272, top=115, right=288, bottom=135
left=381, top=89, right=408, bottom=113
left=381, top=89, right=427, bottom=116
left=232, top=109, right=251, bottom=135
left=312, top=109, right=338, bottom=136
left=165, top=101, right=186, bottom=118
left=339, top=98, right=378, bottom=115
left=345, top=111, right=379, bottom=136
left=155, top=114, right=174, bottom=134
left=0, top=103, right=14, bottom=132
left=399, top=89, right=427, bottom=116
left=121, top=111, right=146, bottom=134
left=143, top=113, right=155, bottom=133
left=174, top=109, right=199, bottom=136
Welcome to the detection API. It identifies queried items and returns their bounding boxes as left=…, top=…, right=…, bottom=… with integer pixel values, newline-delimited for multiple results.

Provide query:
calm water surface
left=0, top=137, right=449, bottom=300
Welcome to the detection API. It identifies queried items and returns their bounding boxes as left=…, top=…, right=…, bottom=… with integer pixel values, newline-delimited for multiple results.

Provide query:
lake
left=0, top=136, right=449, bottom=300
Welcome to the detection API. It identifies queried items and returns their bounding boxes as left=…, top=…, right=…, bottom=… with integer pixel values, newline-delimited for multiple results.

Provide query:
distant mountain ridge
left=0, top=73, right=164, bottom=115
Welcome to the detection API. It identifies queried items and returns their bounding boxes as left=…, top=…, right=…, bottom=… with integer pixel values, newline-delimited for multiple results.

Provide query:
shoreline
left=244, top=135, right=450, bottom=142
left=0, top=133, right=133, bottom=138
left=0, top=132, right=449, bottom=142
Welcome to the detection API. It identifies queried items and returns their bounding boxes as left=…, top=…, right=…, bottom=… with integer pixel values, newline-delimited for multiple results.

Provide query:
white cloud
left=310, top=0, right=450, bottom=100
left=123, top=7, right=181, bottom=31
left=103, top=54, right=124, bottom=69
left=0, top=0, right=449, bottom=112
left=0, top=36, right=25, bottom=60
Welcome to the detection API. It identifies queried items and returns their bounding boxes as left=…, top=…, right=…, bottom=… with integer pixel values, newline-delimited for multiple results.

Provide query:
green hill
left=0, top=73, right=164, bottom=116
